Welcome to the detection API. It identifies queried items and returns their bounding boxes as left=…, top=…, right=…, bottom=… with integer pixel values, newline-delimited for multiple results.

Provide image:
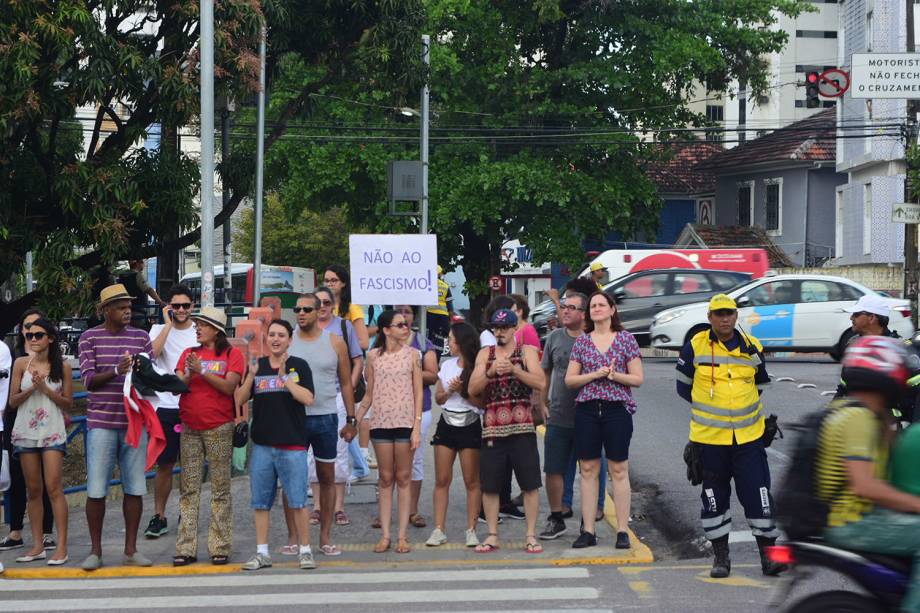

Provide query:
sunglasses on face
left=293, top=306, right=316, bottom=314
left=169, top=302, right=192, bottom=310
left=389, top=322, right=410, bottom=329
left=560, top=304, right=583, bottom=312
left=25, top=332, right=47, bottom=341
left=319, top=299, right=333, bottom=306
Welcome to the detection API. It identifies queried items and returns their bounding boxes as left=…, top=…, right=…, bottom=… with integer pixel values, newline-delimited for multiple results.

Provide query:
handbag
left=233, top=421, right=249, bottom=448
left=341, top=319, right=367, bottom=402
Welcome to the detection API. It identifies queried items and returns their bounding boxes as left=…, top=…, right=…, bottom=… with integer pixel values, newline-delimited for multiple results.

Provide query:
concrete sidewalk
left=0, top=415, right=653, bottom=578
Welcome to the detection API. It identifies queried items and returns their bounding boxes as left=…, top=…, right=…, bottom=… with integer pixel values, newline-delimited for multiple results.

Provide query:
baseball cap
left=708, top=294, right=737, bottom=312
left=490, top=308, right=518, bottom=328
left=589, top=262, right=605, bottom=273
left=844, top=294, right=890, bottom=318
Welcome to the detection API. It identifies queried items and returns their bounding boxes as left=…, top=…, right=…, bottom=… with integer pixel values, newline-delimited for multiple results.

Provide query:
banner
left=349, top=234, right=438, bottom=306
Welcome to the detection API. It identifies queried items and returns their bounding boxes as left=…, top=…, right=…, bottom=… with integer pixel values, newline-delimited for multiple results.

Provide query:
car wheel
left=829, top=329, right=855, bottom=362
left=683, top=325, right=710, bottom=347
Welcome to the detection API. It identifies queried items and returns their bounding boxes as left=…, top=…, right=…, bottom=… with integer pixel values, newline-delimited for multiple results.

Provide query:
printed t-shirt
left=569, top=330, right=641, bottom=412
left=177, top=345, right=245, bottom=430
left=250, top=356, right=313, bottom=448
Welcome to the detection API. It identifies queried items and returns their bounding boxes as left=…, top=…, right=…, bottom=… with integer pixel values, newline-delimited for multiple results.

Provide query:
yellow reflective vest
left=686, top=329, right=766, bottom=445
left=429, top=279, right=450, bottom=316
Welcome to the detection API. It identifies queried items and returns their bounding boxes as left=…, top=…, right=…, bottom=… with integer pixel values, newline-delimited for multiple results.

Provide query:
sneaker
left=465, top=529, right=479, bottom=548
left=299, top=551, right=316, bottom=570
left=123, top=552, right=153, bottom=567
left=477, top=510, right=503, bottom=525
left=144, top=514, right=168, bottom=539
left=539, top=517, right=568, bottom=540
left=0, top=561, right=4, bottom=574
left=615, top=531, right=631, bottom=549
left=560, top=508, right=574, bottom=519
left=499, top=504, right=525, bottom=520
left=42, top=534, right=56, bottom=550
left=426, top=528, right=447, bottom=547
left=80, top=553, right=103, bottom=571
left=0, top=536, right=24, bottom=551
left=241, top=553, right=272, bottom=571
left=572, top=531, right=598, bottom=549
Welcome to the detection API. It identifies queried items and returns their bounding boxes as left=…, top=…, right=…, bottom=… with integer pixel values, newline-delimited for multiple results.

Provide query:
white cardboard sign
left=349, top=234, right=439, bottom=306
left=851, top=53, right=920, bottom=99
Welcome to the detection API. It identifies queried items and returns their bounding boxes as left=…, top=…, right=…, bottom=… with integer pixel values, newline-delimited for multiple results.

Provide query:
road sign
left=892, top=203, right=920, bottom=224
left=851, top=53, right=920, bottom=99
left=817, top=68, right=849, bottom=98
left=488, top=275, right=503, bottom=292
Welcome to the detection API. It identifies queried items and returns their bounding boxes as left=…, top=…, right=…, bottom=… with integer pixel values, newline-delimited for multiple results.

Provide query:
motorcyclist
left=816, top=335, right=920, bottom=613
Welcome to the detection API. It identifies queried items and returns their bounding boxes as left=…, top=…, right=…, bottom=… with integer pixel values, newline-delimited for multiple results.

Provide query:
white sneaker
left=426, top=528, right=447, bottom=547
left=241, top=553, right=272, bottom=571
left=465, top=529, right=480, bottom=548
left=0, top=561, right=4, bottom=574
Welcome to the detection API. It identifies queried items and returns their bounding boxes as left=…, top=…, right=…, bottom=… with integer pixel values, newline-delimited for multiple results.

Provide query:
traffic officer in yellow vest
left=426, top=265, right=453, bottom=353
left=675, top=294, right=785, bottom=579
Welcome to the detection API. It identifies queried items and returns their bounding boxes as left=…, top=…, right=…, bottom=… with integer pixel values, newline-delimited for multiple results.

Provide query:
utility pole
left=252, top=25, right=266, bottom=308
left=418, top=34, right=431, bottom=344
left=221, top=106, right=233, bottom=307
left=199, top=0, right=215, bottom=307
left=905, top=0, right=918, bottom=327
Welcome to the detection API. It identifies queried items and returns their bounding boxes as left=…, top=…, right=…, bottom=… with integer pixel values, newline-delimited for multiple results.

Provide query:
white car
left=649, top=274, right=914, bottom=359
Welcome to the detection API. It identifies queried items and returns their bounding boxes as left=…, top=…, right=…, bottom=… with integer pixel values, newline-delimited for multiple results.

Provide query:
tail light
left=894, top=306, right=912, bottom=319
left=766, top=545, right=795, bottom=566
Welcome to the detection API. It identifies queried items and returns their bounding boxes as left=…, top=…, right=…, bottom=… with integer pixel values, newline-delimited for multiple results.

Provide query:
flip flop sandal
left=310, top=510, right=321, bottom=525
left=173, top=555, right=197, bottom=566
left=409, top=514, right=427, bottom=528
left=475, top=534, right=500, bottom=554
left=373, top=538, right=391, bottom=553
left=395, top=539, right=411, bottom=554
left=335, top=511, right=351, bottom=526
left=525, top=542, right=544, bottom=554
left=211, top=555, right=229, bottom=565
left=319, top=544, right=342, bottom=556
left=277, top=544, right=298, bottom=556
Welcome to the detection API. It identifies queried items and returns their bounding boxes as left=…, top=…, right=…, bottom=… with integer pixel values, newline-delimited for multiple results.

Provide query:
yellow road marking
left=618, top=563, right=760, bottom=575
left=628, top=580, right=654, bottom=599
left=695, top=572, right=771, bottom=589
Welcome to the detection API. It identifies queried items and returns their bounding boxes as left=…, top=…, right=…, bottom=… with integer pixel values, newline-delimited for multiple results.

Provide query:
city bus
left=180, top=263, right=316, bottom=320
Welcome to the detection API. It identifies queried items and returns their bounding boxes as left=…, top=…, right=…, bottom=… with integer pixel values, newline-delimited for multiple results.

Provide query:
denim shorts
left=86, top=427, right=148, bottom=498
left=574, top=400, right=633, bottom=462
left=249, top=443, right=309, bottom=509
left=13, top=443, right=67, bottom=458
left=305, top=413, right=338, bottom=463
left=543, top=424, right=575, bottom=475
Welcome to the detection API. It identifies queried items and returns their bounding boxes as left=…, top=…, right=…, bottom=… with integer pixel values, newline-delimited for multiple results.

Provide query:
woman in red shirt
left=173, top=307, right=244, bottom=566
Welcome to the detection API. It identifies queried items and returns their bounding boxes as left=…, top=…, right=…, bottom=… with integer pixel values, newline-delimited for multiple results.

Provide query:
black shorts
left=480, top=433, right=542, bottom=494
left=543, top=424, right=575, bottom=475
left=574, top=400, right=633, bottom=462
left=370, top=427, right=413, bottom=443
left=431, top=416, right=482, bottom=451
left=156, top=408, right=181, bottom=465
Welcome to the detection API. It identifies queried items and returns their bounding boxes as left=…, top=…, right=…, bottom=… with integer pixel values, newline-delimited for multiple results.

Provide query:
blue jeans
left=86, top=427, right=148, bottom=498
left=563, top=452, right=606, bottom=512
left=249, top=443, right=309, bottom=509
left=349, top=438, right=370, bottom=479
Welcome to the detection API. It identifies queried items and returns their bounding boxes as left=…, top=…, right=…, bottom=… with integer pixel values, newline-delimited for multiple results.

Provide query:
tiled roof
left=695, top=108, right=836, bottom=170
left=645, top=142, right=722, bottom=194
left=679, top=223, right=794, bottom=268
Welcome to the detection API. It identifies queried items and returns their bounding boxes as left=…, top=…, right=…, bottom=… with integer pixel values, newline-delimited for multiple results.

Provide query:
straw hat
left=98, top=283, right=134, bottom=308
left=190, top=306, right=227, bottom=334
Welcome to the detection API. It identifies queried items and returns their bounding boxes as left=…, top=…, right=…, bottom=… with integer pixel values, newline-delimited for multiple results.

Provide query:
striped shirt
left=79, top=325, right=152, bottom=430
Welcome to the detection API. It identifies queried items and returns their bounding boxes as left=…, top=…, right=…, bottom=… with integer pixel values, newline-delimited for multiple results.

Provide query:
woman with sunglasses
left=0, top=309, right=55, bottom=554
left=393, top=304, right=439, bottom=529
left=356, top=309, right=423, bottom=554
left=8, top=318, right=73, bottom=565
left=565, top=291, right=643, bottom=550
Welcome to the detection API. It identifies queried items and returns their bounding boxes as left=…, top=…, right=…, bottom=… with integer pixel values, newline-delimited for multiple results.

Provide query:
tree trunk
left=459, top=228, right=502, bottom=331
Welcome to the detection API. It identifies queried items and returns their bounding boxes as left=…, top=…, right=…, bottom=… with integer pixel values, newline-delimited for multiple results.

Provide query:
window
left=795, top=100, right=837, bottom=108
left=706, top=105, right=724, bottom=122
left=835, top=190, right=844, bottom=257
left=796, top=30, right=838, bottom=38
left=710, top=273, right=747, bottom=291
left=800, top=281, right=848, bottom=303
left=673, top=273, right=712, bottom=294
left=765, top=179, right=782, bottom=235
left=737, top=182, right=754, bottom=226
left=742, top=281, right=798, bottom=306
left=866, top=11, right=873, bottom=52
left=620, top=273, right=669, bottom=299
left=863, top=183, right=872, bottom=255
left=795, top=64, right=837, bottom=73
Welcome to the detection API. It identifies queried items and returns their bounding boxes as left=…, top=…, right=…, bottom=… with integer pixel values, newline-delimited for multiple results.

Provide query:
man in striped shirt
left=78, top=283, right=153, bottom=571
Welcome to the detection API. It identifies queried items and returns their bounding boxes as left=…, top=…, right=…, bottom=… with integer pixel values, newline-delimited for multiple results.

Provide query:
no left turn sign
left=817, top=68, right=850, bottom=98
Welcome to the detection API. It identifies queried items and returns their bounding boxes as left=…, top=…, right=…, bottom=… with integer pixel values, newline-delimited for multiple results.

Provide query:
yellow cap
left=589, top=262, right=605, bottom=272
left=708, top=294, right=737, bottom=311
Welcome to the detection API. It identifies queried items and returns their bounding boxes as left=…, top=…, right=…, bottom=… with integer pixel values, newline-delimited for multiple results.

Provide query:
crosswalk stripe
left=4, top=587, right=599, bottom=610
left=0, top=567, right=589, bottom=592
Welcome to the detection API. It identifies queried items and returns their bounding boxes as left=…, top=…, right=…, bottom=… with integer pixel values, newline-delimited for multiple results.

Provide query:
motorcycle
left=766, top=540, right=912, bottom=612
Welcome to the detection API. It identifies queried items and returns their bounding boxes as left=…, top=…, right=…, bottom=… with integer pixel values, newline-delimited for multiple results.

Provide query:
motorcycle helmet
left=842, top=335, right=910, bottom=407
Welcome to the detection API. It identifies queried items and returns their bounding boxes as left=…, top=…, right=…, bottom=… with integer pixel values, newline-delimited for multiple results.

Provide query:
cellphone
left=168, top=309, right=176, bottom=321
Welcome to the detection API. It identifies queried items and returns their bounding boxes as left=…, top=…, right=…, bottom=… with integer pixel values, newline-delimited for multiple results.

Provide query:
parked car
left=649, top=274, right=914, bottom=359
left=533, top=268, right=752, bottom=345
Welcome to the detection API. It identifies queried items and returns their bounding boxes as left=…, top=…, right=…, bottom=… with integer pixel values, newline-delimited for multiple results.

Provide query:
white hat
left=844, top=295, right=890, bottom=318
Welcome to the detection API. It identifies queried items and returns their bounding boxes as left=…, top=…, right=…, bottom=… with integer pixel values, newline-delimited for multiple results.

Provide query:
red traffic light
left=806, top=72, right=820, bottom=84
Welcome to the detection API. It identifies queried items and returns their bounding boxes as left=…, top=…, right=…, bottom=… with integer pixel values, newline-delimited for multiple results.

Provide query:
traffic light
left=805, top=72, right=820, bottom=108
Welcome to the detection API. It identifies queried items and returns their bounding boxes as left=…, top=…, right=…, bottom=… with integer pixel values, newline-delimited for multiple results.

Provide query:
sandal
left=335, top=510, right=350, bottom=526
left=371, top=516, right=382, bottom=529
left=310, top=510, right=321, bottom=525
left=173, top=555, right=197, bottom=566
left=525, top=535, right=543, bottom=555
left=395, top=538, right=411, bottom=554
left=319, top=544, right=342, bottom=556
left=409, top=513, right=427, bottom=528
left=474, top=533, right=500, bottom=554
left=373, top=537, right=391, bottom=553
left=277, top=544, right=298, bottom=556
left=211, top=555, right=229, bottom=565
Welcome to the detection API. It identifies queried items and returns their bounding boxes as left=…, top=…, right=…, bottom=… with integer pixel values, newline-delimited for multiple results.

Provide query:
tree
left=233, top=194, right=357, bottom=273
left=0, top=0, right=424, bottom=332
left=260, top=0, right=810, bottom=321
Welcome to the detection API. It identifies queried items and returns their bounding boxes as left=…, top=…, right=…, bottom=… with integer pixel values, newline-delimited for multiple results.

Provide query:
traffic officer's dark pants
left=698, top=437, right=779, bottom=541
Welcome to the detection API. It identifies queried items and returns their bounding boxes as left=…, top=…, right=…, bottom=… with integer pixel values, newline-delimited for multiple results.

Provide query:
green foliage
left=233, top=193, right=357, bottom=273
